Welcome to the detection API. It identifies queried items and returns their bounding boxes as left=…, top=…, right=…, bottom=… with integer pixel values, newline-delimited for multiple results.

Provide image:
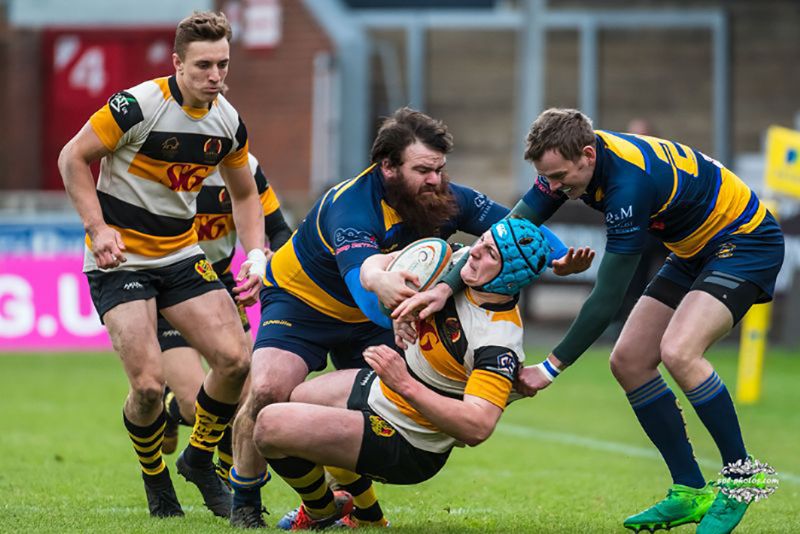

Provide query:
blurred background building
left=1, top=0, right=799, bottom=349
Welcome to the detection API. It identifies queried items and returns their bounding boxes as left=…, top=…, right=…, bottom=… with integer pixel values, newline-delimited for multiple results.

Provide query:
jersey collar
left=168, top=75, right=213, bottom=110
left=582, top=133, right=608, bottom=202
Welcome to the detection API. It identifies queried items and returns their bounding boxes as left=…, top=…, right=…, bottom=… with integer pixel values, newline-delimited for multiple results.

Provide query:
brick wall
left=221, top=0, right=332, bottom=209
left=1, top=28, right=43, bottom=190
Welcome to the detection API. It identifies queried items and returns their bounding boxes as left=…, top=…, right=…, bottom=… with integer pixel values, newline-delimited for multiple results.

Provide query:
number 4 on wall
left=55, top=36, right=107, bottom=97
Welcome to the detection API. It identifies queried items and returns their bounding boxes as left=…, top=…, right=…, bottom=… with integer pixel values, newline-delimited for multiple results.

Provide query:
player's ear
left=172, top=52, right=183, bottom=74
left=583, top=145, right=596, bottom=164
left=380, top=158, right=395, bottom=178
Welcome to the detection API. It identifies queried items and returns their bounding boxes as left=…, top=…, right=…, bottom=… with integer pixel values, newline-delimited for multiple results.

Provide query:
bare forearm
left=59, top=151, right=105, bottom=235
left=232, top=194, right=265, bottom=253
left=399, top=381, right=495, bottom=446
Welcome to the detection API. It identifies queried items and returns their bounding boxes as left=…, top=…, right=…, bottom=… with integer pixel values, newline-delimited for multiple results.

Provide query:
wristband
left=536, top=359, right=561, bottom=382
left=246, top=248, right=268, bottom=278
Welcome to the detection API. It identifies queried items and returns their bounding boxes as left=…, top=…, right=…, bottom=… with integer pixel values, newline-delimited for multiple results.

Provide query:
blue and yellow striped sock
left=627, top=375, right=705, bottom=488
left=685, top=371, right=747, bottom=467
left=230, top=466, right=269, bottom=509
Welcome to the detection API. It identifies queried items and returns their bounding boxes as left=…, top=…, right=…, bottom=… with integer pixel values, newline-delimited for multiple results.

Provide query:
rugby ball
left=387, top=238, right=453, bottom=292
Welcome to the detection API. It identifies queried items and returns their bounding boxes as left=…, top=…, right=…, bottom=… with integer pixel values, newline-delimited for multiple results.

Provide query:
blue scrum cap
left=478, top=217, right=550, bottom=295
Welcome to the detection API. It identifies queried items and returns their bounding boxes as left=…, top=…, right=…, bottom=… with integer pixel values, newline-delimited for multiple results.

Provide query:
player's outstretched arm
left=59, top=122, right=126, bottom=270
left=364, top=345, right=503, bottom=446
left=551, top=246, right=596, bottom=276
left=550, top=251, right=641, bottom=367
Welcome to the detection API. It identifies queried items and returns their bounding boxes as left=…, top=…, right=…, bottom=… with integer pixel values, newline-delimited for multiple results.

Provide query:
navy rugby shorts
left=645, top=212, right=784, bottom=322
left=254, top=286, right=396, bottom=372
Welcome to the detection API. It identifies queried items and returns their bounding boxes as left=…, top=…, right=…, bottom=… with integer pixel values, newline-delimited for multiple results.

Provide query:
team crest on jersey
left=203, top=137, right=224, bottom=164
left=594, top=187, right=604, bottom=203
left=369, top=415, right=396, bottom=437
left=418, top=317, right=439, bottom=351
left=194, top=259, right=219, bottom=282
left=162, top=137, right=180, bottom=159
left=716, top=242, right=736, bottom=259
left=445, top=317, right=462, bottom=343
left=217, top=188, right=232, bottom=212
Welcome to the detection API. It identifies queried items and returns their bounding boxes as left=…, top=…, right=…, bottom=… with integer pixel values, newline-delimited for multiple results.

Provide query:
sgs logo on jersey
left=194, top=259, right=219, bottom=282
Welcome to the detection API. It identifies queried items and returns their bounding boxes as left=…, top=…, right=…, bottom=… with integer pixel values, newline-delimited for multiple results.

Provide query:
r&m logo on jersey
left=369, top=415, right=396, bottom=438
left=165, top=163, right=209, bottom=192
left=194, top=259, right=219, bottom=282
left=203, top=137, right=224, bottom=164
left=716, top=242, right=736, bottom=259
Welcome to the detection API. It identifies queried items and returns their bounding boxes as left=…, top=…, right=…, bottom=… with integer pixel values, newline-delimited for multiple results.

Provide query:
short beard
left=384, top=171, right=458, bottom=237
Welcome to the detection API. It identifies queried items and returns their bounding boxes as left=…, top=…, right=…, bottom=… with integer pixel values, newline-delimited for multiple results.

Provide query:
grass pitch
left=1, top=346, right=798, bottom=533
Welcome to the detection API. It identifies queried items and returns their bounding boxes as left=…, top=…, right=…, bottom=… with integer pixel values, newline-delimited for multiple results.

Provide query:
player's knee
left=130, top=380, right=165, bottom=413
left=249, top=384, right=289, bottom=420
left=609, top=343, right=637, bottom=379
left=252, top=406, right=285, bottom=458
left=659, top=338, right=696, bottom=371
left=214, top=347, right=251, bottom=384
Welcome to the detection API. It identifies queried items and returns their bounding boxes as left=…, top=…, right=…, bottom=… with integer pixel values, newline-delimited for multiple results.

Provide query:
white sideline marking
left=498, top=423, right=800, bottom=485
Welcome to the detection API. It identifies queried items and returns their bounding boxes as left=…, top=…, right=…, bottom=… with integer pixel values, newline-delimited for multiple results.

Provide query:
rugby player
left=399, top=108, right=784, bottom=534
left=252, top=217, right=553, bottom=529
left=159, top=153, right=291, bottom=489
left=58, top=11, right=265, bottom=519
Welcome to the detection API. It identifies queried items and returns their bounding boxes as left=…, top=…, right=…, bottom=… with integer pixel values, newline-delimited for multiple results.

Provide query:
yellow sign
left=764, top=126, right=800, bottom=198
left=736, top=199, right=778, bottom=405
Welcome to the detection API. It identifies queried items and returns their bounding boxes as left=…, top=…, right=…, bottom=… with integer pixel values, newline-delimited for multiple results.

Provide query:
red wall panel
left=41, top=28, right=175, bottom=189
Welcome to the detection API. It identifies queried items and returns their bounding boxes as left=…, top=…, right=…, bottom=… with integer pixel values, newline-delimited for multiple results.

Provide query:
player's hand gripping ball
left=379, top=238, right=452, bottom=316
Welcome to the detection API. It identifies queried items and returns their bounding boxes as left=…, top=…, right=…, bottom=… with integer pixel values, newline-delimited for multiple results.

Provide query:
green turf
left=1, top=347, right=798, bottom=532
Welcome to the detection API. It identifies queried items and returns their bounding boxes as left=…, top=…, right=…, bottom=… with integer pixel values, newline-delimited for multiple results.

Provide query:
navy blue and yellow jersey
left=264, top=164, right=507, bottom=322
left=522, top=130, right=767, bottom=259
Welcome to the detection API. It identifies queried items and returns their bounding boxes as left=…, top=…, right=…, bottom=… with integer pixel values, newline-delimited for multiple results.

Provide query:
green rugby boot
left=697, top=472, right=767, bottom=534
left=623, top=483, right=716, bottom=532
